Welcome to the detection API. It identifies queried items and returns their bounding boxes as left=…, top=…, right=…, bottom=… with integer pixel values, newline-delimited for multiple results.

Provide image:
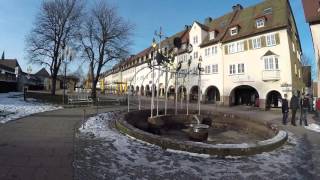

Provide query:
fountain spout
left=193, top=115, right=200, bottom=124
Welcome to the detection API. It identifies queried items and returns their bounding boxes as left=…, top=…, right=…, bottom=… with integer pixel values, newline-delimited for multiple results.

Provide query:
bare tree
left=79, top=1, right=133, bottom=100
left=26, top=0, right=83, bottom=95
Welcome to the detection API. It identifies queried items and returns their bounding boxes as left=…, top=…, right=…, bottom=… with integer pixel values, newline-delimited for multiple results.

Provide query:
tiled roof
left=221, top=0, right=288, bottom=43
left=0, top=59, right=20, bottom=70
left=302, top=0, right=320, bottom=23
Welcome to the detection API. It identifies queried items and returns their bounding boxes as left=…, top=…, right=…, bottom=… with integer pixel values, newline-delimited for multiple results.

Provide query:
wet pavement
left=74, top=111, right=320, bottom=180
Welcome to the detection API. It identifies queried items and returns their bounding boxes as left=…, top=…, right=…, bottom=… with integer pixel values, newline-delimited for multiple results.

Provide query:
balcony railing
left=0, top=74, right=17, bottom=82
left=262, top=70, right=280, bottom=81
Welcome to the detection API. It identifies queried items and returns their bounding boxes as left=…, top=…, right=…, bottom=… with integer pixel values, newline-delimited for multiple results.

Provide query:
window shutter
left=261, top=36, right=266, bottom=47
left=244, top=40, right=248, bottom=51
left=275, top=33, right=280, bottom=45
left=248, top=39, right=253, bottom=49
left=224, top=46, right=228, bottom=55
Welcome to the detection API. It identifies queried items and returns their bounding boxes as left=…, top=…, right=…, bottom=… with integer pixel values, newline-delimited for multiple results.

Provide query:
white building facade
left=102, top=0, right=306, bottom=109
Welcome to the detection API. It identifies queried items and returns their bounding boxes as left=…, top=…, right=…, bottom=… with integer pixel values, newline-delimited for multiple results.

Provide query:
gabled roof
left=35, top=68, right=50, bottom=78
left=194, top=21, right=209, bottom=31
left=0, top=59, right=20, bottom=70
left=262, top=50, right=278, bottom=57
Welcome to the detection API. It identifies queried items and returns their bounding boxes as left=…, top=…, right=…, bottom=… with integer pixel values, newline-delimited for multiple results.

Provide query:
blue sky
left=0, top=0, right=315, bottom=77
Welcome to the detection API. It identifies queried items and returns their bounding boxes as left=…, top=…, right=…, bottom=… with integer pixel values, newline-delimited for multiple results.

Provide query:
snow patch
left=304, top=123, right=320, bottom=133
left=0, top=92, right=62, bottom=123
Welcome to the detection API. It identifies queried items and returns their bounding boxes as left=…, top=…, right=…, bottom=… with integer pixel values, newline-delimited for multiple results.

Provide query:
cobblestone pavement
left=74, top=111, right=320, bottom=180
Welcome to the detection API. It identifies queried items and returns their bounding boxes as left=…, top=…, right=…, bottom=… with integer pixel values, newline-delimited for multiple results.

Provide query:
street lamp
left=197, top=56, right=203, bottom=115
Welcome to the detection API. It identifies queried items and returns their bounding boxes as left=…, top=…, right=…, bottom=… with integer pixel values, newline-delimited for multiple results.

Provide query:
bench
left=97, top=97, right=120, bottom=106
left=68, top=94, right=93, bottom=105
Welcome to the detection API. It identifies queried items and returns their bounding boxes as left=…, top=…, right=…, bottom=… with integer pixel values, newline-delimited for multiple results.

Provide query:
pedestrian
left=316, top=98, right=320, bottom=121
left=282, top=94, right=289, bottom=125
left=290, top=92, right=299, bottom=126
left=300, top=94, right=310, bottom=126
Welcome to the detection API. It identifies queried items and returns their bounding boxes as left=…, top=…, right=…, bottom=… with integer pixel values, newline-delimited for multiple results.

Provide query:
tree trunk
left=51, top=75, right=57, bottom=95
left=91, top=80, right=97, bottom=101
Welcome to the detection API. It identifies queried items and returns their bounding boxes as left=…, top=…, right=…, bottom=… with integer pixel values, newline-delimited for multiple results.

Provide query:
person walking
left=290, top=93, right=299, bottom=126
left=300, top=94, right=310, bottom=126
left=282, top=94, right=289, bottom=125
left=316, top=98, right=320, bottom=121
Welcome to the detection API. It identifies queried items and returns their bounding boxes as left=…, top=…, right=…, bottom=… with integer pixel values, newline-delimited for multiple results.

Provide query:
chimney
left=184, top=25, right=190, bottom=30
left=204, top=17, right=213, bottom=25
left=232, top=4, right=243, bottom=11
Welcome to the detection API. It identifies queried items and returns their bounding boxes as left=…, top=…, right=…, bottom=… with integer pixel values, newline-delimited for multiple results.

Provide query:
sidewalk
left=0, top=106, right=125, bottom=180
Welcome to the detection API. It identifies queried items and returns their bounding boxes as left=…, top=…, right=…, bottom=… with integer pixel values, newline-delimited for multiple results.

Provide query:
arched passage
left=145, top=85, right=150, bottom=96
left=190, top=86, right=199, bottom=102
left=136, top=86, right=139, bottom=95
left=266, top=90, right=282, bottom=109
left=230, top=85, right=259, bottom=107
left=140, top=85, right=144, bottom=96
left=178, top=86, right=187, bottom=100
left=205, top=86, right=220, bottom=103
left=168, top=85, right=175, bottom=99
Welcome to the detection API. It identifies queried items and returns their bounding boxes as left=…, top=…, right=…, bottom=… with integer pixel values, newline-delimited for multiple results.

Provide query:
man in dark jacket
left=290, top=93, right=299, bottom=126
left=282, top=94, right=289, bottom=125
left=300, top=93, right=310, bottom=126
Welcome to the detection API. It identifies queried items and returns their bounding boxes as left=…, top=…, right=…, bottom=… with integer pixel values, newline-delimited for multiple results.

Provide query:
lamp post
left=150, top=38, right=157, bottom=118
left=63, top=47, right=72, bottom=105
left=197, top=56, right=203, bottom=115
left=155, top=27, right=163, bottom=116
left=186, top=44, right=193, bottom=115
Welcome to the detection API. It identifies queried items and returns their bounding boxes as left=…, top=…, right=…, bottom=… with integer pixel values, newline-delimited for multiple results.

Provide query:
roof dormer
left=229, top=26, right=239, bottom=36
left=256, top=17, right=266, bottom=28
left=209, top=30, right=218, bottom=40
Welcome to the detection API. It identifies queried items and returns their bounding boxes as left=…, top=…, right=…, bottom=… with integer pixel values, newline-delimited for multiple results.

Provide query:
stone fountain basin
left=116, top=109, right=288, bottom=156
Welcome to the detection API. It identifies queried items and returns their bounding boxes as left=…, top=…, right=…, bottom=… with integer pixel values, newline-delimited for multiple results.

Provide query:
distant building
left=0, top=59, right=22, bottom=92
left=302, top=0, right=320, bottom=96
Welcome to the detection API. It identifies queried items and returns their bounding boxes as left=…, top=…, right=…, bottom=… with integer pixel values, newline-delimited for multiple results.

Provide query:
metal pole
left=151, top=57, right=155, bottom=118
left=165, top=66, right=168, bottom=115
left=187, top=66, right=190, bottom=115
left=156, top=27, right=162, bottom=117
left=63, top=61, right=66, bottom=105
left=198, top=66, right=201, bottom=116
left=127, top=86, right=130, bottom=112
left=175, top=72, right=178, bottom=115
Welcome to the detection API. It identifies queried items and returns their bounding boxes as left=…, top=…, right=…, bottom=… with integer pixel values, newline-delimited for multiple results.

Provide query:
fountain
left=116, top=109, right=288, bottom=156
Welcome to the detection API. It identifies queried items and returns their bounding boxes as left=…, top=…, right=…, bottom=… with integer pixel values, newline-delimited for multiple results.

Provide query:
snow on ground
left=75, top=112, right=320, bottom=180
left=0, top=92, right=62, bottom=123
left=305, top=123, right=320, bottom=133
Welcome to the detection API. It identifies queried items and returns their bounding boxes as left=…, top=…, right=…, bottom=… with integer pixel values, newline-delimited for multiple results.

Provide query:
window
left=252, top=38, right=261, bottom=49
left=236, top=41, right=244, bottom=52
left=256, top=18, right=265, bottom=28
left=205, top=48, right=211, bottom=56
left=230, top=27, right=238, bottom=36
left=194, top=51, right=198, bottom=59
left=212, top=64, right=218, bottom=73
left=294, top=64, right=297, bottom=75
left=193, top=36, right=198, bottom=44
left=266, top=34, right=276, bottom=46
left=263, top=8, right=273, bottom=15
left=229, top=64, right=236, bottom=74
left=211, top=46, right=218, bottom=55
left=299, top=69, right=301, bottom=78
left=238, top=63, right=245, bottom=74
left=292, top=42, right=295, bottom=52
left=209, top=31, right=215, bottom=40
left=228, top=44, right=236, bottom=54
left=264, top=56, right=279, bottom=70
left=207, top=65, right=211, bottom=74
